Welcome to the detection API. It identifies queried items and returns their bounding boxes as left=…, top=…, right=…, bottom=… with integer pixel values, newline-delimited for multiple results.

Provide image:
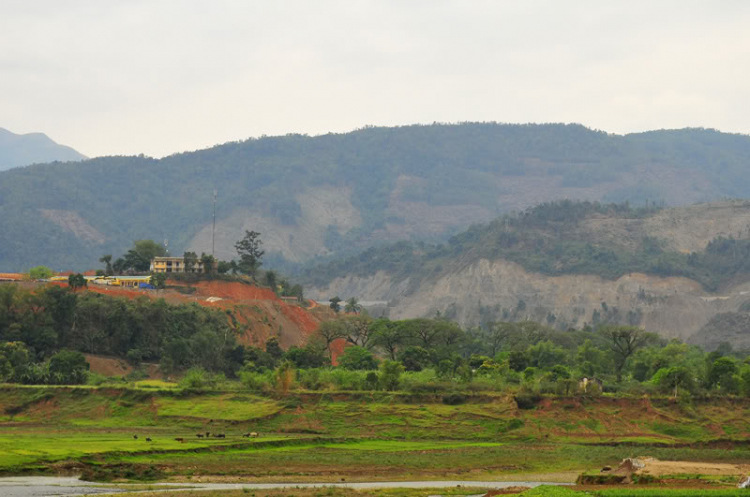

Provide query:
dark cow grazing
left=205, top=432, right=210, bottom=437
left=196, top=434, right=204, bottom=438
left=175, top=438, right=184, bottom=442
left=133, top=435, right=138, bottom=440
left=215, top=433, right=225, bottom=438
left=242, top=433, right=250, bottom=438
left=145, top=437, right=152, bottom=442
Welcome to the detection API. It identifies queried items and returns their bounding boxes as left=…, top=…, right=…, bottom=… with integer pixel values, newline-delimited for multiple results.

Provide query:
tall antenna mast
left=212, top=188, right=217, bottom=257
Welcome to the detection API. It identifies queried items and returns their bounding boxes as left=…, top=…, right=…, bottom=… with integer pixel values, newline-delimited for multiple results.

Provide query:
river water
left=0, top=476, right=572, bottom=496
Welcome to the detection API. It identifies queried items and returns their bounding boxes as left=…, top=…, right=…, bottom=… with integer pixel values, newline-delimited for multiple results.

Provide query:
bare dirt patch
left=637, top=458, right=750, bottom=477
left=39, top=209, right=105, bottom=244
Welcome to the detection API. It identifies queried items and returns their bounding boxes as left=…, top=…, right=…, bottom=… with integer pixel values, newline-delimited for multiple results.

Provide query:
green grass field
left=1, top=385, right=750, bottom=488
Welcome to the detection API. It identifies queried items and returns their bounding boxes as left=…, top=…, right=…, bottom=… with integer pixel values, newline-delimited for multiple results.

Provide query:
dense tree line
left=234, top=314, right=750, bottom=398
left=3, top=281, right=750, bottom=398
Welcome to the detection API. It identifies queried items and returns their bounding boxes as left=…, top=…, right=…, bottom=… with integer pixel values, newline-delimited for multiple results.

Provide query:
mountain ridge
left=2, top=123, right=750, bottom=272
left=0, top=127, right=86, bottom=171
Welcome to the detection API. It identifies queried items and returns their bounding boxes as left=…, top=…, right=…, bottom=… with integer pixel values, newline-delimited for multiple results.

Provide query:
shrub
left=178, top=367, right=223, bottom=389
left=442, top=393, right=466, bottom=405
left=379, top=360, right=404, bottom=391
left=398, top=346, right=431, bottom=372
left=318, top=368, right=368, bottom=390
left=337, top=346, right=379, bottom=370
left=126, top=349, right=144, bottom=366
left=125, top=368, right=149, bottom=382
left=87, top=372, right=109, bottom=386
left=240, top=370, right=273, bottom=392
left=365, top=371, right=379, bottom=390
left=299, top=369, right=322, bottom=390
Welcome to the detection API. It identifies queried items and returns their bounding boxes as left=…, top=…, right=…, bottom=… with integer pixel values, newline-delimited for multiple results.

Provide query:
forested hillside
left=0, top=127, right=86, bottom=171
left=2, top=123, right=750, bottom=272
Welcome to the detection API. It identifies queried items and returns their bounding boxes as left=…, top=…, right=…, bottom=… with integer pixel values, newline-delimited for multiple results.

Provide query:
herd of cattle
left=132, top=432, right=259, bottom=443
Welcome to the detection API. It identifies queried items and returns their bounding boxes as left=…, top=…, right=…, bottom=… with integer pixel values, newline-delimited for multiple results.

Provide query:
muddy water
left=0, top=476, right=572, bottom=496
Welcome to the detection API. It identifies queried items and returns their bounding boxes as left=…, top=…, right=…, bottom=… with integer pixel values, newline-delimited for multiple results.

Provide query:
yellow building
left=150, top=257, right=208, bottom=274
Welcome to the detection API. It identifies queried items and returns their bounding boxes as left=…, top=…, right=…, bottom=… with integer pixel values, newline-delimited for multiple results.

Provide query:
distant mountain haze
left=1, top=123, right=750, bottom=272
left=0, top=127, right=86, bottom=171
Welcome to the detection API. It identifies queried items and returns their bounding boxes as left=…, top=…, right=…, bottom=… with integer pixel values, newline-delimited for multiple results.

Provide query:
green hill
left=2, top=123, right=750, bottom=272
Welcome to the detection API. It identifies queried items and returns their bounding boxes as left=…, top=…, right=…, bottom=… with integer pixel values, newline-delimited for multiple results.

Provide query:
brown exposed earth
left=48, top=278, right=334, bottom=362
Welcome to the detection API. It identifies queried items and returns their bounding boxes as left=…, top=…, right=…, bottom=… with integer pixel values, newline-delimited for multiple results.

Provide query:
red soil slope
left=49, top=279, right=334, bottom=350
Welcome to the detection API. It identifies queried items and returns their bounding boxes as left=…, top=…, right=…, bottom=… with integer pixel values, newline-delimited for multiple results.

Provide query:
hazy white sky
left=2, top=0, right=749, bottom=158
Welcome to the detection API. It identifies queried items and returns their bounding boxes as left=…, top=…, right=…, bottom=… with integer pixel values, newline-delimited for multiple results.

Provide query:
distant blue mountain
left=0, top=127, right=86, bottom=170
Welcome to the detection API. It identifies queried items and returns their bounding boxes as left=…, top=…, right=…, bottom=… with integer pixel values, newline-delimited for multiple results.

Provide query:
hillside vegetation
left=2, top=123, right=750, bottom=271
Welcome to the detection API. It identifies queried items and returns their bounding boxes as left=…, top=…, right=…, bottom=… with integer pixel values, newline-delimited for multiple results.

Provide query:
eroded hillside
left=306, top=201, right=750, bottom=348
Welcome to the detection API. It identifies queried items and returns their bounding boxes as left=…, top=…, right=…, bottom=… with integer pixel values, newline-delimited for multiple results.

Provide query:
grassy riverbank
left=1, top=385, right=750, bottom=485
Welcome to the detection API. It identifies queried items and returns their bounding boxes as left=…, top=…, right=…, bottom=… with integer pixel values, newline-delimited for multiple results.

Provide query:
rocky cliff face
left=310, top=260, right=750, bottom=345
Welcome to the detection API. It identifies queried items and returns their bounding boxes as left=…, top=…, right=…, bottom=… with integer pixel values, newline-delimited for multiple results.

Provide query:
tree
left=235, top=230, right=264, bottom=276
left=284, top=342, right=329, bottom=369
left=150, top=272, right=167, bottom=289
left=124, top=240, right=167, bottom=272
left=406, top=319, right=441, bottom=348
left=653, top=366, right=694, bottom=399
left=371, top=319, right=407, bottom=360
left=398, top=346, right=431, bottom=372
left=485, top=322, right=514, bottom=356
left=345, top=297, right=362, bottom=314
left=341, top=315, right=374, bottom=348
left=99, top=255, right=113, bottom=276
left=329, top=297, right=342, bottom=313
left=265, top=270, right=278, bottom=292
left=379, top=360, right=404, bottom=391
left=527, top=340, right=567, bottom=369
left=112, top=258, right=127, bottom=275
left=508, top=350, right=530, bottom=372
left=28, top=266, right=53, bottom=280
left=200, top=253, right=216, bottom=274
left=67, top=274, right=87, bottom=291
left=316, top=321, right=347, bottom=360
left=183, top=251, right=198, bottom=273
left=707, top=356, right=738, bottom=390
left=48, top=349, right=89, bottom=384
left=338, top=346, right=378, bottom=370
left=265, top=337, right=284, bottom=361
left=602, top=325, right=652, bottom=382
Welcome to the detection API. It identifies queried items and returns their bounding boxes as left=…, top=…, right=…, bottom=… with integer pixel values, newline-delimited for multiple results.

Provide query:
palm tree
left=345, top=297, right=362, bottom=314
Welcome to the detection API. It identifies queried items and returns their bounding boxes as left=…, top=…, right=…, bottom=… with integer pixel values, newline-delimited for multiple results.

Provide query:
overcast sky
left=2, top=1, right=749, bottom=158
